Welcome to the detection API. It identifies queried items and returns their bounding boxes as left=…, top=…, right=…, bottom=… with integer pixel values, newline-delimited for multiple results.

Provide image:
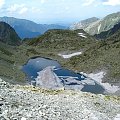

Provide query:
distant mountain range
left=70, top=12, right=120, bottom=35
left=0, top=17, right=68, bottom=39
left=1, top=11, right=120, bottom=39
left=0, top=22, right=21, bottom=46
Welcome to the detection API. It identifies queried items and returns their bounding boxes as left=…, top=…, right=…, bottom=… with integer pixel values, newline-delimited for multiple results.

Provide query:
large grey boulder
left=35, top=66, right=64, bottom=90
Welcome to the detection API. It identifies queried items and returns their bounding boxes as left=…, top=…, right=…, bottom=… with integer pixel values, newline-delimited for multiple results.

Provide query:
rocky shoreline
left=0, top=78, right=120, bottom=120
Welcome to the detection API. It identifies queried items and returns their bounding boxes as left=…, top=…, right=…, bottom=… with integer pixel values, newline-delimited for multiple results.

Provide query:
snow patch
left=112, top=17, right=119, bottom=21
left=0, top=78, right=2, bottom=82
left=78, top=33, right=87, bottom=38
left=58, top=76, right=79, bottom=79
left=58, top=52, right=82, bottom=59
left=78, top=33, right=84, bottom=35
left=98, top=24, right=101, bottom=33
left=87, top=71, right=120, bottom=93
left=21, top=117, right=26, bottom=120
left=114, top=114, right=120, bottom=120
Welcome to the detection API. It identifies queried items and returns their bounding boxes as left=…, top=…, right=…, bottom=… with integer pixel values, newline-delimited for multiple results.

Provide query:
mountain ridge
left=26, top=29, right=96, bottom=51
left=70, top=12, right=120, bottom=35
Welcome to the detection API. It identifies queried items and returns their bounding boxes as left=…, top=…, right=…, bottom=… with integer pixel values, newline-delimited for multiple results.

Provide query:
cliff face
left=0, top=78, right=120, bottom=120
left=0, top=22, right=21, bottom=46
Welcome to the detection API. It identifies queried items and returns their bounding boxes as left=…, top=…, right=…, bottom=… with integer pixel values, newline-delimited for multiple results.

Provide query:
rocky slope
left=0, top=22, right=21, bottom=46
left=0, top=78, right=120, bottom=120
left=70, top=12, right=120, bottom=35
left=0, top=17, right=67, bottom=39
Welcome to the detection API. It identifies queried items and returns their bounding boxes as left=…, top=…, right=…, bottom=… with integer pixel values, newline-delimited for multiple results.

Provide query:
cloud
left=82, top=0, right=95, bottom=6
left=0, top=0, right=5, bottom=9
left=40, top=0, right=46, bottom=4
left=65, top=7, right=69, bottom=10
left=31, top=7, right=42, bottom=13
left=19, top=7, right=28, bottom=14
left=7, top=4, right=28, bottom=14
left=103, top=0, right=120, bottom=6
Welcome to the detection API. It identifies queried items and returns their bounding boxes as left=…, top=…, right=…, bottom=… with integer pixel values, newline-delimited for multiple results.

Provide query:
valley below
left=0, top=27, right=120, bottom=94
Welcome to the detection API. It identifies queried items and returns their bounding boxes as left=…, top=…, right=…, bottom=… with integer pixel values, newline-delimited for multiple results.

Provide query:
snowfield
left=114, top=114, right=120, bottom=120
left=81, top=71, right=120, bottom=94
left=98, top=24, right=101, bottom=33
left=58, top=51, right=82, bottom=59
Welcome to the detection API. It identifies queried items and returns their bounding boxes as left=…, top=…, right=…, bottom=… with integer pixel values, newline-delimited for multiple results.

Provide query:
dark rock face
left=0, top=22, right=21, bottom=46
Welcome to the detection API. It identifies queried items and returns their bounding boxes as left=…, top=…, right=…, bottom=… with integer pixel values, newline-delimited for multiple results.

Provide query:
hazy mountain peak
left=70, top=17, right=99, bottom=30
left=0, top=17, right=67, bottom=39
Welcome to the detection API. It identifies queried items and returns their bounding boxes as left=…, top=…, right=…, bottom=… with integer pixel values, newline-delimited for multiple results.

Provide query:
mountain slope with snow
left=70, top=12, right=120, bottom=35
left=94, top=22, right=120, bottom=39
left=85, top=12, right=120, bottom=35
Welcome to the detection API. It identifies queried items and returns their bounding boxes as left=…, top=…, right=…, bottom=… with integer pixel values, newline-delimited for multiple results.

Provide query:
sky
left=0, top=0, right=120, bottom=24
